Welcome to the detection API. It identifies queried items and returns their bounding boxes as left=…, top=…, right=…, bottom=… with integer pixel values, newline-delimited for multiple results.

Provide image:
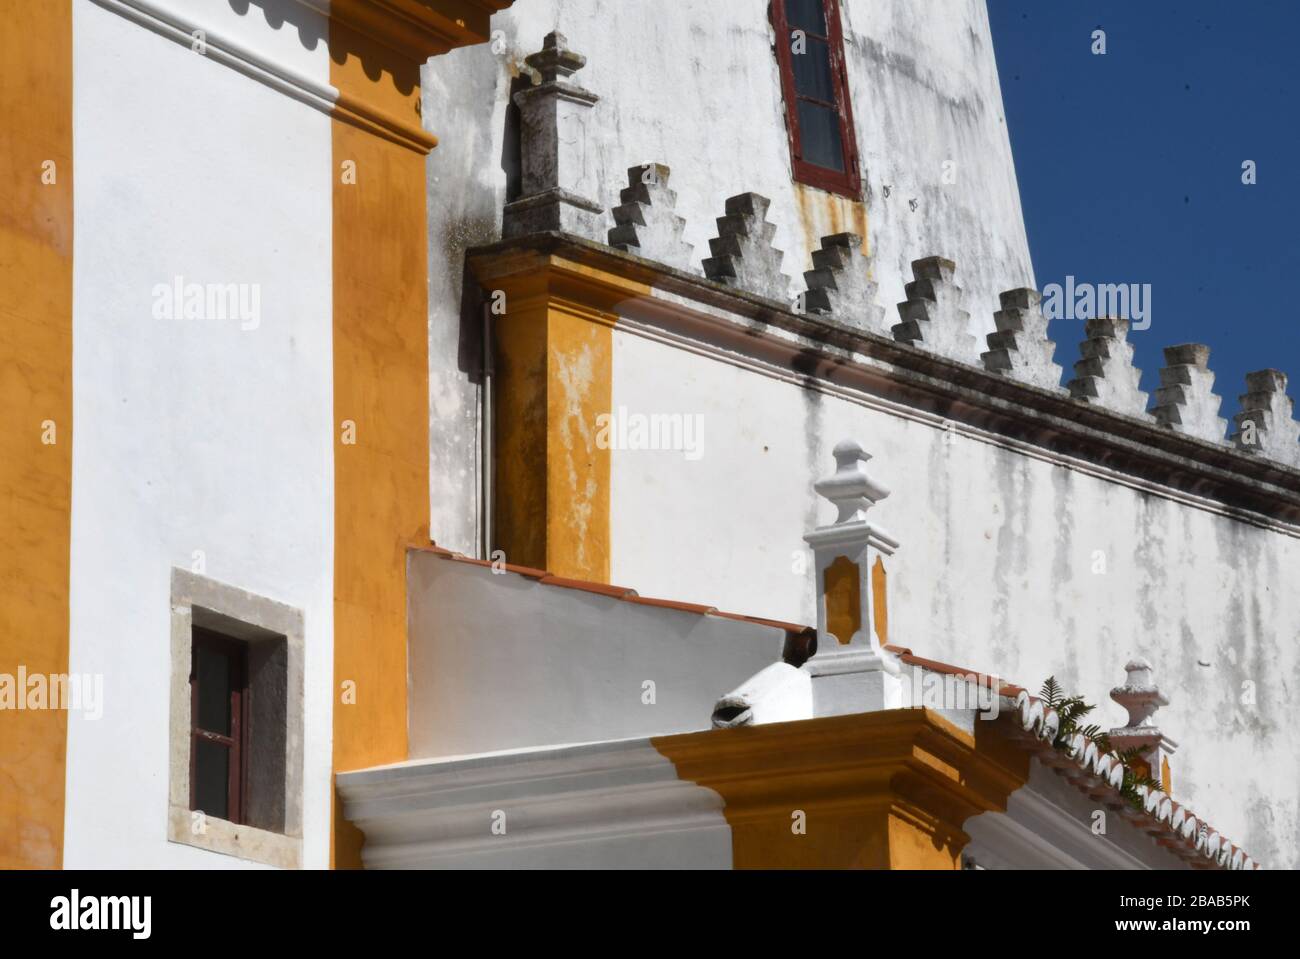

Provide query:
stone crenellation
left=981, top=288, right=1064, bottom=392
left=501, top=31, right=1300, bottom=473
left=1230, top=369, right=1300, bottom=468
left=608, top=163, right=696, bottom=273
left=701, top=193, right=790, bottom=302
left=891, top=257, right=979, bottom=365
left=799, top=232, right=889, bottom=335
left=1066, top=317, right=1149, bottom=417
left=1150, top=344, right=1228, bottom=443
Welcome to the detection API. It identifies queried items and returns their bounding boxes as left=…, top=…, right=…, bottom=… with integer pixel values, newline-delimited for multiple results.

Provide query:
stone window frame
left=770, top=0, right=863, bottom=199
left=168, top=568, right=304, bottom=868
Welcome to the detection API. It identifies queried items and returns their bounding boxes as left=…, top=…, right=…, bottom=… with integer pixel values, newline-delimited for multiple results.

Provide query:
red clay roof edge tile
left=419, top=542, right=814, bottom=637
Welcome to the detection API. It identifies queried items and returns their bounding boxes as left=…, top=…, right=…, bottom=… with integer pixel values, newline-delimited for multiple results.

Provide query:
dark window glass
left=791, top=37, right=835, bottom=102
left=196, top=641, right=231, bottom=735
left=190, top=627, right=246, bottom=824
left=193, top=738, right=229, bottom=820
left=797, top=101, right=845, bottom=172
left=786, top=0, right=828, bottom=35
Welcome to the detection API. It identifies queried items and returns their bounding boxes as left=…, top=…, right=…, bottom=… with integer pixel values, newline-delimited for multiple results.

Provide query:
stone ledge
left=467, top=231, right=1300, bottom=529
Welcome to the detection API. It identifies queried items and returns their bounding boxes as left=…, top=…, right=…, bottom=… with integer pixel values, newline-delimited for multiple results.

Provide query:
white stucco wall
left=423, top=0, right=1032, bottom=554
left=607, top=325, right=1300, bottom=868
left=63, top=0, right=335, bottom=868
left=406, top=553, right=789, bottom=759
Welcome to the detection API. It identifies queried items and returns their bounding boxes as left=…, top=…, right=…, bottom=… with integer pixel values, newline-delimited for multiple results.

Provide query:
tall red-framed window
left=190, top=627, right=248, bottom=824
left=771, top=0, right=861, bottom=198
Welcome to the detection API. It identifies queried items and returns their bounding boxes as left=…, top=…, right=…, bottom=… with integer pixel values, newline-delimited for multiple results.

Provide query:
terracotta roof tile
left=417, top=542, right=815, bottom=641
left=997, top=685, right=1258, bottom=869
left=709, top=610, right=816, bottom=637
left=891, top=648, right=1020, bottom=696
left=537, top=575, right=639, bottom=598
left=887, top=640, right=1256, bottom=868
left=624, top=596, right=719, bottom=614
left=450, top=555, right=551, bottom=579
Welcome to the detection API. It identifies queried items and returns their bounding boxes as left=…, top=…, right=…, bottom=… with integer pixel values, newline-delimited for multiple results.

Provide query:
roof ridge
left=420, top=541, right=815, bottom=640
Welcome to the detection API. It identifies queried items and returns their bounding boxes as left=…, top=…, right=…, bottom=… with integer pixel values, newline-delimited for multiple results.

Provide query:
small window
left=169, top=569, right=304, bottom=868
left=771, top=0, right=861, bottom=197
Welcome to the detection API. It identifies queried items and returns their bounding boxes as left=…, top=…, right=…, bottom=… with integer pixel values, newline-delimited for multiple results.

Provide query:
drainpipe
left=481, top=300, right=494, bottom=560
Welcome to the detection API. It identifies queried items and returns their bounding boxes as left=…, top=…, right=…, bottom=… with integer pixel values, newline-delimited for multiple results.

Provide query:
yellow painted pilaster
left=476, top=255, right=653, bottom=582
left=653, top=709, right=1029, bottom=869
left=325, top=0, right=515, bottom=869
left=0, top=0, right=74, bottom=869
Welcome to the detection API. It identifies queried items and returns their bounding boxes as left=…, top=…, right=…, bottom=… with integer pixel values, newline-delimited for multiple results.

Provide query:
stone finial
left=892, top=257, right=979, bottom=364
left=701, top=193, right=790, bottom=302
left=523, top=30, right=585, bottom=82
left=981, top=288, right=1064, bottom=391
left=1150, top=343, right=1228, bottom=443
left=1230, top=369, right=1300, bottom=468
left=1111, top=658, right=1168, bottom=728
left=1109, top=657, right=1178, bottom=792
left=607, top=164, right=695, bottom=272
left=813, top=440, right=892, bottom=525
left=801, top=441, right=902, bottom=717
left=799, top=233, right=889, bottom=335
left=502, top=32, right=604, bottom=240
left=1066, top=317, right=1149, bottom=416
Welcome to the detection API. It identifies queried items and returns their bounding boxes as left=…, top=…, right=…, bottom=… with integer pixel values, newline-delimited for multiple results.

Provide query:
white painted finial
left=1110, top=657, right=1169, bottom=728
left=814, top=440, right=891, bottom=525
left=802, top=440, right=902, bottom=717
left=1108, top=655, right=1178, bottom=792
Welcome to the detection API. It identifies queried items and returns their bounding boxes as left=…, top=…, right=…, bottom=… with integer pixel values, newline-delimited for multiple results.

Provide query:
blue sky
left=987, top=0, right=1299, bottom=410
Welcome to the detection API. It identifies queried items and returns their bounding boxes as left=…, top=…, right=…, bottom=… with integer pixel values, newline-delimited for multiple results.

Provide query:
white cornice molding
left=963, top=760, right=1194, bottom=870
left=615, top=308, right=1300, bottom=541
left=91, top=0, right=437, bottom=153
left=470, top=237, right=1300, bottom=536
left=965, top=789, right=1151, bottom=870
left=337, top=738, right=731, bottom=869
left=291, top=0, right=505, bottom=60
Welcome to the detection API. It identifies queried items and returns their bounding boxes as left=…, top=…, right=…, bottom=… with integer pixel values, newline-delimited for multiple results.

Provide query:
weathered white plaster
left=64, top=0, right=334, bottom=868
left=608, top=325, right=1300, bottom=868
left=423, top=0, right=1034, bottom=552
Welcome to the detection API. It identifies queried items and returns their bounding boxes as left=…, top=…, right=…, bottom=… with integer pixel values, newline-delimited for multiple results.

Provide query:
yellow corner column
left=326, top=0, right=513, bottom=869
left=327, top=17, right=431, bottom=869
left=478, top=256, right=655, bottom=582
left=0, top=0, right=74, bottom=869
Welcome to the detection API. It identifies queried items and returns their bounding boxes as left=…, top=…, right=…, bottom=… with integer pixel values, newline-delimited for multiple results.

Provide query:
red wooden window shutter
left=771, top=0, right=862, bottom=198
